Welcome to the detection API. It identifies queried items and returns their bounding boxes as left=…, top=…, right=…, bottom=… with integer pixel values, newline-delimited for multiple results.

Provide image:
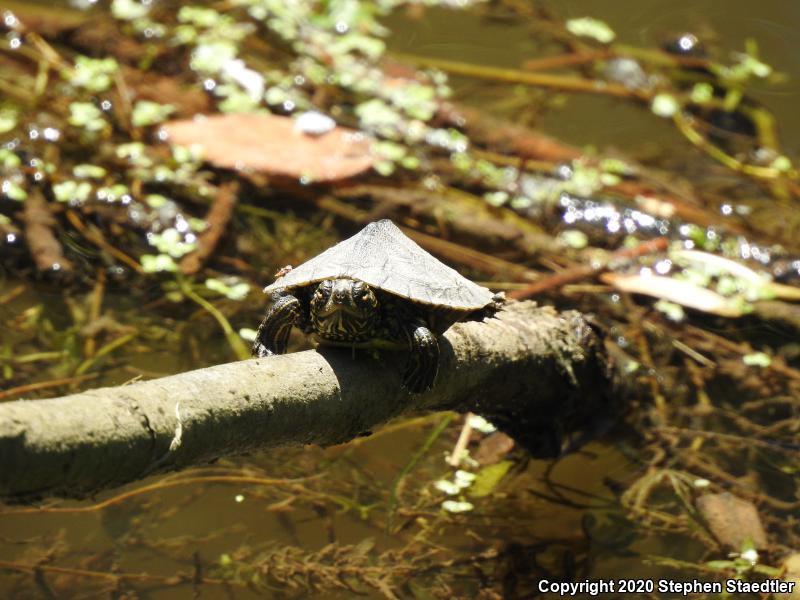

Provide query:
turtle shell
left=264, top=220, right=494, bottom=310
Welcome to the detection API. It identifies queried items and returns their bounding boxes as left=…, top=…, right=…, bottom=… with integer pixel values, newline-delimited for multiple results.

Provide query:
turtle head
left=309, top=278, right=380, bottom=342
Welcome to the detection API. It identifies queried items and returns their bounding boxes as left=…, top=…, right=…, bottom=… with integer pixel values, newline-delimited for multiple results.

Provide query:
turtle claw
left=403, top=322, right=439, bottom=393
left=252, top=292, right=302, bottom=356
left=252, top=341, right=274, bottom=358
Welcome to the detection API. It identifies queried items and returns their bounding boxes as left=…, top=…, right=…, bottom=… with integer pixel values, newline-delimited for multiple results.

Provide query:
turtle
left=252, top=219, right=499, bottom=393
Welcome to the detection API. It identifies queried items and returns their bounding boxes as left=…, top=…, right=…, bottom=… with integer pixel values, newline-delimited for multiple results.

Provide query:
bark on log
left=0, top=301, right=612, bottom=502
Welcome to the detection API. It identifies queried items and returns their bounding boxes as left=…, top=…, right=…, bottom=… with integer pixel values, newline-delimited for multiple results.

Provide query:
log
left=0, top=301, right=612, bottom=501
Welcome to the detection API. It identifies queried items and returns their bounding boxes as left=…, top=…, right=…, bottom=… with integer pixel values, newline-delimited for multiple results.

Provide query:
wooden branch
left=179, top=181, right=239, bottom=275
left=0, top=301, right=612, bottom=502
left=22, top=188, right=73, bottom=273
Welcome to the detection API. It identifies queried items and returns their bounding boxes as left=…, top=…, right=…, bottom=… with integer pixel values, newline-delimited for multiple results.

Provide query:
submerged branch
left=22, top=188, right=73, bottom=273
left=0, top=301, right=612, bottom=501
left=179, top=181, right=239, bottom=275
left=392, top=52, right=650, bottom=100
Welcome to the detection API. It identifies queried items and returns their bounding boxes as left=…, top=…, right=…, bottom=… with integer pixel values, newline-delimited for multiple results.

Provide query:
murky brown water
left=1, top=1, right=798, bottom=597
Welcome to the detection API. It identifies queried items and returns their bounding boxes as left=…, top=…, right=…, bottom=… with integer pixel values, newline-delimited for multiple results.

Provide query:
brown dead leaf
left=473, top=431, right=516, bottom=465
left=696, top=492, right=769, bottom=549
left=161, top=113, right=374, bottom=182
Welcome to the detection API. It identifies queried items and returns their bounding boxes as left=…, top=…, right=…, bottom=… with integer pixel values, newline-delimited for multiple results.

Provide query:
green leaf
left=469, top=460, right=513, bottom=498
left=131, top=100, right=175, bottom=127
left=68, top=102, right=107, bottom=132
left=0, top=148, right=21, bottom=168
left=53, top=180, right=92, bottom=203
left=140, top=253, right=178, bottom=273
left=742, top=352, right=771, bottom=367
left=559, top=229, right=589, bottom=249
left=205, top=277, right=250, bottom=300
left=111, top=0, right=150, bottom=20
left=70, top=56, right=118, bottom=92
left=147, top=228, right=196, bottom=258
left=73, top=164, right=107, bottom=179
left=1, top=179, right=27, bottom=201
left=566, top=17, right=616, bottom=44
left=651, top=93, right=679, bottom=118
left=690, top=82, right=714, bottom=104
left=0, top=108, right=18, bottom=134
left=441, top=499, right=474, bottom=513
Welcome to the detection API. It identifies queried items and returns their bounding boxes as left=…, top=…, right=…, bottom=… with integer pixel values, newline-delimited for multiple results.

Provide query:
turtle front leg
left=252, top=291, right=302, bottom=357
left=402, top=321, right=440, bottom=393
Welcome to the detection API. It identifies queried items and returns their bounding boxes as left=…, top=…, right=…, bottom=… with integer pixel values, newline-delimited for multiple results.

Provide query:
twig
left=179, top=181, right=239, bottom=275
left=22, top=187, right=73, bottom=273
left=509, top=237, right=669, bottom=300
left=74, top=332, right=137, bottom=375
left=0, top=559, right=232, bottom=587
left=176, top=275, right=250, bottom=361
left=83, top=268, right=106, bottom=358
left=673, top=112, right=798, bottom=181
left=392, top=52, right=651, bottom=100
left=0, top=474, right=306, bottom=515
left=447, top=413, right=475, bottom=467
left=521, top=49, right=613, bottom=71
left=0, top=284, right=26, bottom=305
left=65, top=209, right=144, bottom=274
left=0, top=373, right=98, bottom=401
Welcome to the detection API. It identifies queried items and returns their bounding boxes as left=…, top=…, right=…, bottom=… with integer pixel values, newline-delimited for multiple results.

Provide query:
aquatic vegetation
left=565, top=16, right=616, bottom=44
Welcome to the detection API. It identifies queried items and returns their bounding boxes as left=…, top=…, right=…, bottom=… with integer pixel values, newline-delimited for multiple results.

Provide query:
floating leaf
left=161, top=113, right=373, bottom=182
left=205, top=277, right=250, bottom=300
left=467, top=414, right=496, bottom=434
left=601, top=273, right=745, bottom=317
left=131, top=100, right=175, bottom=127
left=469, top=460, right=513, bottom=498
left=566, top=17, right=616, bottom=44
left=696, top=492, right=768, bottom=549
left=70, top=56, right=118, bottom=92
left=111, top=0, right=149, bottom=20
left=68, top=102, right=107, bottom=132
left=473, top=432, right=515, bottom=465
left=559, top=229, right=588, bottom=249
left=651, top=93, right=679, bottom=118
left=434, top=479, right=461, bottom=496
left=454, top=470, right=476, bottom=487
left=147, top=228, right=195, bottom=258
left=441, top=500, right=474, bottom=513
left=690, top=82, right=714, bottom=104
left=141, top=253, right=178, bottom=273
left=742, top=352, right=771, bottom=367
left=0, top=149, right=20, bottom=168
left=73, top=164, right=107, bottom=179
left=53, top=180, right=92, bottom=203
left=1, top=179, right=27, bottom=201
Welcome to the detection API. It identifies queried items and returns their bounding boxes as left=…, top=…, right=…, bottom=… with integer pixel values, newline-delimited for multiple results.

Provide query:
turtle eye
left=314, top=282, right=331, bottom=300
